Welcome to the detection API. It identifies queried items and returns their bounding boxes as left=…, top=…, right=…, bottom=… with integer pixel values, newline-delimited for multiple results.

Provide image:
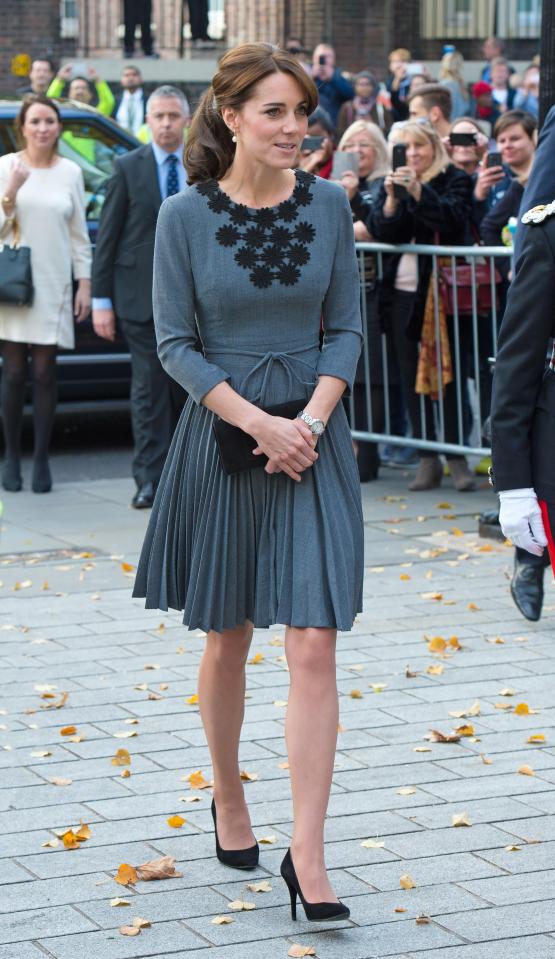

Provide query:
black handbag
left=0, top=218, right=34, bottom=306
left=213, top=398, right=306, bottom=475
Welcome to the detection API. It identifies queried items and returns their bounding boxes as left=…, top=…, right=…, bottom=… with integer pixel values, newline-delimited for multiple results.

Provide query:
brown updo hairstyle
left=185, top=42, right=318, bottom=184
left=14, top=94, right=62, bottom=151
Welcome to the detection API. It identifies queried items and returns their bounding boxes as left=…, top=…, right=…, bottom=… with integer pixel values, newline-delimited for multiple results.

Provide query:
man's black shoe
left=510, top=556, right=544, bottom=621
left=132, top=482, right=156, bottom=509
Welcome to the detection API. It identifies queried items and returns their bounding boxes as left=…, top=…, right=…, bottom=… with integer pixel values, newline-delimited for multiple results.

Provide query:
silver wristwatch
left=297, top=410, right=325, bottom=435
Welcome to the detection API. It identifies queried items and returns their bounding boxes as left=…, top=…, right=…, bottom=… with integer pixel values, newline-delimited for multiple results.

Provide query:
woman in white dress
left=0, top=95, right=92, bottom=493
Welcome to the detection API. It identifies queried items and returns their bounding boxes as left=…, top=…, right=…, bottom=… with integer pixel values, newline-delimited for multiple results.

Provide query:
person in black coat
left=490, top=108, right=555, bottom=622
left=369, top=121, right=473, bottom=491
left=92, top=87, right=189, bottom=509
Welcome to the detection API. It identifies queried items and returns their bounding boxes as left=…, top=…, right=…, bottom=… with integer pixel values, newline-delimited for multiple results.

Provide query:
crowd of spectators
left=6, top=36, right=540, bottom=494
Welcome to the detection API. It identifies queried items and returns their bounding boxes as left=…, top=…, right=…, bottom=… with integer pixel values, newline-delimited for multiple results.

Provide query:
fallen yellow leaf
left=186, top=694, right=199, bottom=705
left=132, top=917, right=151, bottom=928
left=228, top=900, right=256, bottom=911
left=59, top=725, right=77, bottom=736
left=112, top=748, right=131, bottom=766
left=184, top=770, right=212, bottom=789
left=400, top=873, right=416, bottom=889
left=248, top=652, right=264, bottom=664
left=211, top=916, right=234, bottom=924
left=452, top=812, right=472, bottom=827
left=350, top=689, right=363, bottom=699
left=246, top=880, right=272, bottom=893
left=426, top=663, right=444, bottom=675
left=361, top=838, right=385, bottom=848
left=167, top=815, right=186, bottom=828
left=115, top=863, right=139, bottom=886
left=110, top=898, right=130, bottom=907
left=517, top=764, right=535, bottom=776
left=527, top=734, right=546, bottom=743
left=288, top=947, right=316, bottom=958
left=240, top=769, right=258, bottom=782
left=257, top=834, right=276, bottom=844
left=121, top=562, right=135, bottom=573
left=62, top=830, right=80, bottom=849
left=515, top=702, right=531, bottom=715
left=427, top=636, right=447, bottom=653
left=119, top=926, right=140, bottom=936
left=397, top=787, right=416, bottom=796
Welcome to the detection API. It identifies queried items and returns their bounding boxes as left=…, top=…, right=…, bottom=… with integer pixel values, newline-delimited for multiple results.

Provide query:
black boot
left=510, top=553, right=545, bottom=621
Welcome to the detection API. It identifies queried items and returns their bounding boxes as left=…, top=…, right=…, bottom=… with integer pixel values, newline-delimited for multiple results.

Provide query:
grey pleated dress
left=133, top=169, right=365, bottom=633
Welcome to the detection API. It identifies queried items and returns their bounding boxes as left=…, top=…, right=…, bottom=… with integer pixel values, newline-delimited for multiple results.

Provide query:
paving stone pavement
left=1, top=467, right=555, bottom=958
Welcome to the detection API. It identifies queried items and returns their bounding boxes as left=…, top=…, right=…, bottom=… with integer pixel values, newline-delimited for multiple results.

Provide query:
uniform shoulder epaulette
left=521, top=200, right=555, bottom=225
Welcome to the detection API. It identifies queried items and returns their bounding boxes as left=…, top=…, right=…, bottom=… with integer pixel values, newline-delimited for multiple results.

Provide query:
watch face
left=312, top=419, right=325, bottom=435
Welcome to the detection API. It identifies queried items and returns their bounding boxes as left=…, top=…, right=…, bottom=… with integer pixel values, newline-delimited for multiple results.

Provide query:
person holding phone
left=335, top=120, right=394, bottom=481
left=447, top=117, right=488, bottom=176
left=474, top=110, right=537, bottom=216
left=296, top=107, right=335, bottom=178
left=310, top=44, right=354, bottom=128
left=369, top=121, right=474, bottom=491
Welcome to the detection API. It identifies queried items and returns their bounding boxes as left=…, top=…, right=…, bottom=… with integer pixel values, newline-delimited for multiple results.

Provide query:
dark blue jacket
left=514, top=105, right=555, bottom=260
left=315, top=69, right=354, bottom=127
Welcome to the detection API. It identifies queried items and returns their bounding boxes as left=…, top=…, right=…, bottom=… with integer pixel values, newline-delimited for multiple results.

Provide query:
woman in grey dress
left=134, top=43, right=364, bottom=922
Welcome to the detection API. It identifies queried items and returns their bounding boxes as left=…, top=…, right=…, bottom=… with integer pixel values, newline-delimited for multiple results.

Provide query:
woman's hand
left=474, top=162, right=505, bottom=202
left=339, top=169, right=359, bottom=200
left=391, top=165, right=421, bottom=201
left=6, top=158, right=30, bottom=197
left=251, top=413, right=318, bottom=482
left=74, top=279, right=91, bottom=323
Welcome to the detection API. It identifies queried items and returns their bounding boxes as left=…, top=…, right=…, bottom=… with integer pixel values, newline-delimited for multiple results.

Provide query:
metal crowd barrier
left=349, top=241, right=513, bottom=458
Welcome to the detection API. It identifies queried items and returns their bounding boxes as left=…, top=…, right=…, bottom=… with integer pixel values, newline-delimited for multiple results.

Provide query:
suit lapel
left=139, top=145, right=162, bottom=213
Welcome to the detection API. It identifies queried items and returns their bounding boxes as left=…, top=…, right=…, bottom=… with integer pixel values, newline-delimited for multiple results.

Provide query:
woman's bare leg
left=198, top=621, right=256, bottom=849
left=285, top=626, right=339, bottom=902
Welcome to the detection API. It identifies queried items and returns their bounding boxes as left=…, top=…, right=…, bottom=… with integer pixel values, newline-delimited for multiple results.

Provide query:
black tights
left=1, top=341, right=57, bottom=463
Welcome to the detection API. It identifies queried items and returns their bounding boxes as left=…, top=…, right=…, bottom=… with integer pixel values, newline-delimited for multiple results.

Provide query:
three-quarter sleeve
left=317, top=189, right=363, bottom=391
left=153, top=196, right=231, bottom=404
left=69, top=169, right=92, bottom=279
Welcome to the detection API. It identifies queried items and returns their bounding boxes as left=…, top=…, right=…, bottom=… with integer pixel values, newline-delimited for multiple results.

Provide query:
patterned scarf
left=415, top=263, right=453, bottom=400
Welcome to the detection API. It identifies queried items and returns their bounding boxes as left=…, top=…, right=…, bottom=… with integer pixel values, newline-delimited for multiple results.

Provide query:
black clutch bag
left=0, top=219, right=34, bottom=307
left=213, top=398, right=305, bottom=475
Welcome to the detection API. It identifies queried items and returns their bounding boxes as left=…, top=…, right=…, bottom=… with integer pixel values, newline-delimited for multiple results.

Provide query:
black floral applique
left=198, top=170, right=316, bottom=288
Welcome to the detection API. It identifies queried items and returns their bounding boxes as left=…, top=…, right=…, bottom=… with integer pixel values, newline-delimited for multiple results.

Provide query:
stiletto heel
left=280, top=847, right=350, bottom=922
left=211, top=798, right=259, bottom=870
left=285, top=876, right=297, bottom=920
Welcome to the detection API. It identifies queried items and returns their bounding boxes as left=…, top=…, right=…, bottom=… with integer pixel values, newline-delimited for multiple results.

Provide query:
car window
left=58, top=120, right=131, bottom=221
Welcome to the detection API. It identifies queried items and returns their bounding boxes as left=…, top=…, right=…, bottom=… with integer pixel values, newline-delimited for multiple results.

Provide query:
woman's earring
left=231, top=132, right=237, bottom=143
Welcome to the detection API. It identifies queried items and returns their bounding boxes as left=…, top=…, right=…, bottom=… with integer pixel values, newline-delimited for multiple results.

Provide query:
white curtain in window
left=421, top=0, right=495, bottom=38
left=496, top=0, right=541, bottom=39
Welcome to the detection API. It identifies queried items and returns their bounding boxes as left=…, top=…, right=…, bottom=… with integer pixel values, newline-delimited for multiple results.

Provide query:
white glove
left=498, top=488, right=548, bottom=556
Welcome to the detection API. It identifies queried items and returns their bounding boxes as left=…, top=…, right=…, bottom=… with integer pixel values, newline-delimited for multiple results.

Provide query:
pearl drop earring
left=231, top=133, right=237, bottom=143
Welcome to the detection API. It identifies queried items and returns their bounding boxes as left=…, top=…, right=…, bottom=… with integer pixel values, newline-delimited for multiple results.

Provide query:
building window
left=60, top=0, right=79, bottom=38
left=421, top=0, right=541, bottom=39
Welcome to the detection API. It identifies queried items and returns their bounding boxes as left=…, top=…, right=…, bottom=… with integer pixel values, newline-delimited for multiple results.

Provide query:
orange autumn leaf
left=185, top=769, right=211, bottom=789
left=186, top=694, right=199, bottom=705
left=115, top=863, right=139, bottom=886
left=121, top=562, right=135, bottom=573
left=448, top=636, right=462, bottom=649
left=468, top=602, right=479, bottom=611
left=119, top=926, right=140, bottom=937
left=518, top=764, right=535, bottom=776
left=515, top=702, right=537, bottom=715
left=75, top=822, right=91, bottom=841
left=60, top=725, right=77, bottom=736
left=112, top=748, right=131, bottom=767
left=167, top=815, right=185, bottom=828
left=62, top=830, right=80, bottom=849
left=400, top=574, right=411, bottom=581
left=455, top=724, right=475, bottom=737
left=248, top=652, right=264, bottom=664
left=527, top=734, right=546, bottom=743
left=427, top=636, right=446, bottom=653
left=350, top=689, right=363, bottom=699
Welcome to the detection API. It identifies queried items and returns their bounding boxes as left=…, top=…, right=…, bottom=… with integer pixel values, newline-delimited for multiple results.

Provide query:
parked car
left=0, top=99, right=140, bottom=404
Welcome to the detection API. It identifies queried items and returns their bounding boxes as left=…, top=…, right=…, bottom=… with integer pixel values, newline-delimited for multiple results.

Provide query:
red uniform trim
left=539, top=499, right=555, bottom=577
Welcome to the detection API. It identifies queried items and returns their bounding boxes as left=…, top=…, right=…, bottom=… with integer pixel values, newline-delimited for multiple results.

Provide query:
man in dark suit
left=92, top=85, right=190, bottom=508
left=112, top=65, right=148, bottom=137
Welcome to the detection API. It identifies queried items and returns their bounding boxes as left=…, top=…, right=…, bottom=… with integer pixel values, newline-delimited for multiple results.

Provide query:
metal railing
left=349, top=241, right=512, bottom=458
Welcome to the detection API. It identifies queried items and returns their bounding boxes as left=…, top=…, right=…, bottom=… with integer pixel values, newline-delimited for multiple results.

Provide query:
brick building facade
left=0, top=1, right=541, bottom=94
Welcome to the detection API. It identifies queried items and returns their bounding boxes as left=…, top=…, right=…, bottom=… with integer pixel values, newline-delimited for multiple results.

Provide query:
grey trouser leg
left=121, top=317, right=184, bottom=487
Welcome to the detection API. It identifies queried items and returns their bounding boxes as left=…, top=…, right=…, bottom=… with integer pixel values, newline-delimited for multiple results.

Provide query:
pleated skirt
left=133, top=347, right=364, bottom=633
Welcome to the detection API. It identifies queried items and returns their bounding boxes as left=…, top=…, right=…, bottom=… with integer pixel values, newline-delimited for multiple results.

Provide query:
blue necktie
left=166, top=155, right=179, bottom=198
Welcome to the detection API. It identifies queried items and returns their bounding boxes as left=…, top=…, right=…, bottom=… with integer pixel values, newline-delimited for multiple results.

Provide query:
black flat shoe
left=32, top=459, right=52, bottom=494
left=2, top=457, right=22, bottom=492
left=131, top=481, right=155, bottom=509
left=510, top=555, right=544, bottom=621
left=280, top=847, right=350, bottom=922
left=211, top=798, right=259, bottom=870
